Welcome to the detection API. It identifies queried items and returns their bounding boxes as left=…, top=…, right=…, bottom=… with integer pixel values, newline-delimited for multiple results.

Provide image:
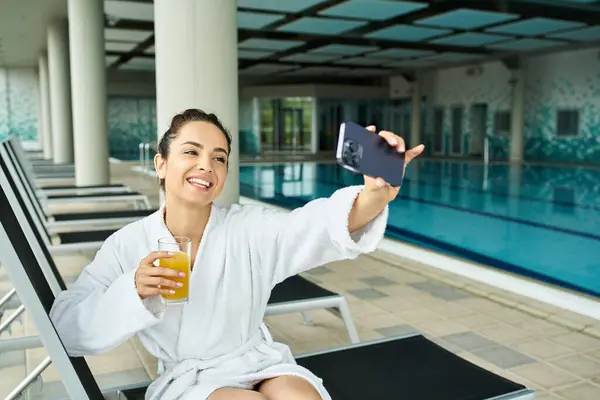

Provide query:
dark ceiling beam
left=107, top=34, right=154, bottom=70
left=106, top=50, right=395, bottom=72
left=104, top=16, right=154, bottom=70
left=106, top=50, right=153, bottom=59
left=237, top=6, right=365, bottom=22
left=500, top=55, right=521, bottom=70
left=452, top=0, right=600, bottom=25
left=241, top=74, right=383, bottom=86
left=105, top=17, right=152, bottom=31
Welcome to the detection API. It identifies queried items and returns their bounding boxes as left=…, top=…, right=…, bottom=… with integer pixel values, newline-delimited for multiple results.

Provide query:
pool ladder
left=138, top=141, right=157, bottom=174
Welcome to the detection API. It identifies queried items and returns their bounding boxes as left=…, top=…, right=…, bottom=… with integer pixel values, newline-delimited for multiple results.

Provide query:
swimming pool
left=239, top=160, right=600, bottom=298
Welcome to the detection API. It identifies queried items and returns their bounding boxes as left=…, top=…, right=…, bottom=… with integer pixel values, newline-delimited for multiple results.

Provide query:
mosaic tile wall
left=107, top=96, right=157, bottom=161
left=427, top=46, right=600, bottom=165
left=0, top=69, right=39, bottom=146
left=524, top=47, right=600, bottom=164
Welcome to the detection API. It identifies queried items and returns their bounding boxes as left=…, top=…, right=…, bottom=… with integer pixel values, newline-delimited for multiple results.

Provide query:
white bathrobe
left=49, top=185, right=389, bottom=400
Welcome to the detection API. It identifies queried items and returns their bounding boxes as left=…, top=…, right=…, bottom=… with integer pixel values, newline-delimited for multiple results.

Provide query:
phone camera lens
left=351, top=154, right=360, bottom=167
left=344, top=140, right=358, bottom=152
left=342, top=150, right=352, bottom=165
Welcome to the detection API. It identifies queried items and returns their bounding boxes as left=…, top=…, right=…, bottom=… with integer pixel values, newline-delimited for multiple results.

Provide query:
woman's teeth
left=187, top=178, right=211, bottom=188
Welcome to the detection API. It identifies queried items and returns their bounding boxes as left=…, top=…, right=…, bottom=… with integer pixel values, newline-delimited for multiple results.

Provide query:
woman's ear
left=154, top=154, right=166, bottom=180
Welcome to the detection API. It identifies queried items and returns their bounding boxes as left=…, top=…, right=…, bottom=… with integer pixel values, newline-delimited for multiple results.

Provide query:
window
left=556, top=110, right=579, bottom=137
left=494, top=111, right=511, bottom=136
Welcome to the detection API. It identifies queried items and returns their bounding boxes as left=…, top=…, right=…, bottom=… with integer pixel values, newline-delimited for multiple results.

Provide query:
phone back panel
left=336, top=121, right=405, bottom=187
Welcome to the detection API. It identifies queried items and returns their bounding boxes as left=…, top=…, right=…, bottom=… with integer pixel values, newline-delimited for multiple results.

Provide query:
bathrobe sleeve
left=49, top=234, right=165, bottom=357
left=250, top=185, right=388, bottom=286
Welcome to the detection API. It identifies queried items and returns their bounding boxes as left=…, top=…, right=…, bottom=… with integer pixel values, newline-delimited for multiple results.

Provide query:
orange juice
left=158, top=251, right=190, bottom=301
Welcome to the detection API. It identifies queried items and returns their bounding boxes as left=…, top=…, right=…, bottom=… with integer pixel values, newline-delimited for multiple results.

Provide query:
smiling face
left=154, top=120, right=229, bottom=207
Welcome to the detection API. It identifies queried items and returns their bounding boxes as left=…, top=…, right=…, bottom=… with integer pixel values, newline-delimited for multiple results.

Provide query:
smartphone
left=336, top=121, right=405, bottom=187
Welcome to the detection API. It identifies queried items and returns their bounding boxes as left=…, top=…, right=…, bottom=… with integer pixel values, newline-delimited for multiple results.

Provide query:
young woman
left=50, top=109, right=423, bottom=400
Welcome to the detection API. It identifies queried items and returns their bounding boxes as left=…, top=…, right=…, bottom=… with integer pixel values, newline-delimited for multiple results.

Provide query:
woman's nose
left=196, top=156, right=212, bottom=172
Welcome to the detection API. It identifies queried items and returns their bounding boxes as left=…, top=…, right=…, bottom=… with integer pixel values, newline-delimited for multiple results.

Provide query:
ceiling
left=104, top=0, right=600, bottom=82
left=1, top=0, right=600, bottom=84
left=0, top=0, right=67, bottom=67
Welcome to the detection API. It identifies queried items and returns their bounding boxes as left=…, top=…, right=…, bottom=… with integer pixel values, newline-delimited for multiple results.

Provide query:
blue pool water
left=239, top=160, right=600, bottom=298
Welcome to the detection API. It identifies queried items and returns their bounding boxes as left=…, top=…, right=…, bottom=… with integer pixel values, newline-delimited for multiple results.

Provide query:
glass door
left=279, top=107, right=304, bottom=152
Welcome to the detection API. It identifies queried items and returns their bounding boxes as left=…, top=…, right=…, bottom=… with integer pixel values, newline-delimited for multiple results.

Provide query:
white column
left=38, top=53, right=53, bottom=160
left=47, top=20, right=73, bottom=164
left=68, top=0, right=109, bottom=186
left=154, top=0, right=239, bottom=207
left=509, top=68, right=525, bottom=163
left=410, top=78, right=422, bottom=148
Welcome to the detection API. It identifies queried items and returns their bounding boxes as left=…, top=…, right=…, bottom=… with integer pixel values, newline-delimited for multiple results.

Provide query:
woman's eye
left=184, top=150, right=197, bottom=155
left=215, top=156, right=226, bottom=163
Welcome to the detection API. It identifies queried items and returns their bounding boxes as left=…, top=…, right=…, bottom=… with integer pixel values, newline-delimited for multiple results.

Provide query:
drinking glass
left=157, top=236, right=191, bottom=305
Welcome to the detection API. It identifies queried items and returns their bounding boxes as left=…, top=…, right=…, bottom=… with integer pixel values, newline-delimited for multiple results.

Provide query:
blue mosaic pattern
left=524, top=70, right=600, bottom=164
left=107, top=96, right=157, bottom=160
left=0, top=69, right=39, bottom=143
left=425, top=49, right=600, bottom=165
left=0, top=71, right=8, bottom=139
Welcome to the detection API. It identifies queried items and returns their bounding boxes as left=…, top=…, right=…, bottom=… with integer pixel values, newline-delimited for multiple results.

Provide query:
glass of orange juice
left=157, top=236, right=191, bottom=306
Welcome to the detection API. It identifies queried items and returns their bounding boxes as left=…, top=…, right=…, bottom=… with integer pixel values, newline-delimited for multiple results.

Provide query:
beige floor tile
left=553, top=382, right=600, bottom=400
left=549, top=331, right=600, bottom=352
left=344, top=298, right=389, bottom=317
left=487, top=307, right=534, bottom=325
left=516, top=303, right=551, bottom=319
left=376, top=283, right=428, bottom=298
left=452, top=313, right=500, bottom=329
left=511, top=318, right=570, bottom=337
left=549, top=353, right=600, bottom=379
left=368, top=295, right=415, bottom=313
left=454, top=297, right=505, bottom=313
left=534, top=391, right=566, bottom=400
left=553, top=311, right=600, bottom=327
left=477, top=323, right=534, bottom=344
left=426, top=302, right=473, bottom=318
left=512, top=339, right=576, bottom=361
left=510, top=362, right=582, bottom=390
left=413, top=318, right=470, bottom=337
left=352, top=311, right=405, bottom=330
left=391, top=307, right=444, bottom=324
left=521, top=299, right=565, bottom=316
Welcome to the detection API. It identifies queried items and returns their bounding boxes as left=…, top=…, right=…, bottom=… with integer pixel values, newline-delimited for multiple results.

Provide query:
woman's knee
left=208, top=387, right=268, bottom=399
left=257, top=375, right=322, bottom=400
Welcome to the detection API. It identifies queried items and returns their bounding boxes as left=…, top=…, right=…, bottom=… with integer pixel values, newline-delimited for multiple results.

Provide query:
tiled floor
left=1, top=161, right=600, bottom=399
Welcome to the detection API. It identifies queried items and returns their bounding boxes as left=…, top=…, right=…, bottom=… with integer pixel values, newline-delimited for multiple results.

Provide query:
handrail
left=0, top=304, right=25, bottom=335
left=483, top=134, right=489, bottom=166
left=0, top=287, right=16, bottom=309
left=5, top=357, right=51, bottom=400
left=138, top=141, right=157, bottom=173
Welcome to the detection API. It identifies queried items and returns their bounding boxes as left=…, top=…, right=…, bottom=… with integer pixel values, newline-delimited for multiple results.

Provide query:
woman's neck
left=163, top=197, right=211, bottom=245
